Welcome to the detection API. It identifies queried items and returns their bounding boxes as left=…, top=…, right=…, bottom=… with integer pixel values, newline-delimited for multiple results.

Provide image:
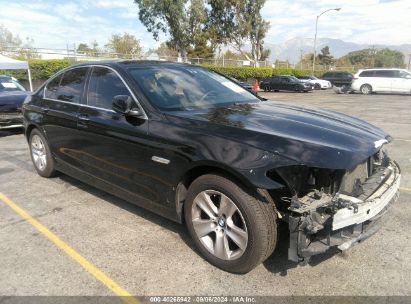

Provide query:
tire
left=360, top=84, right=372, bottom=95
left=314, top=83, right=321, bottom=90
left=29, top=129, right=57, bottom=178
left=184, top=174, right=277, bottom=274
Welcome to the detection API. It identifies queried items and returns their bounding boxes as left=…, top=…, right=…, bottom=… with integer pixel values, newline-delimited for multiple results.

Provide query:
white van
left=351, top=68, right=411, bottom=94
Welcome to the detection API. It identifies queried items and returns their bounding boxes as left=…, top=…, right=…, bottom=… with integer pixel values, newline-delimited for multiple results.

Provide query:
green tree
left=208, top=0, right=270, bottom=66
left=0, top=24, right=22, bottom=51
left=134, top=0, right=213, bottom=61
left=374, top=48, right=404, bottom=68
left=155, top=42, right=178, bottom=58
left=104, top=32, right=143, bottom=58
left=77, top=43, right=91, bottom=53
left=317, top=46, right=334, bottom=66
left=340, top=48, right=404, bottom=68
left=0, top=25, right=39, bottom=59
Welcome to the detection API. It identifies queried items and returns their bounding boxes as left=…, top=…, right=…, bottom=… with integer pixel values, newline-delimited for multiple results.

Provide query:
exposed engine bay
left=269, top=149, right=401, bottom=263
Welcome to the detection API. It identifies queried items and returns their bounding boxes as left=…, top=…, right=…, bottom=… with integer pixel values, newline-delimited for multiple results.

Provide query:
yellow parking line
left=400, top=187, right=411, bottom=193
left=0, top=192, right=139, bottom=304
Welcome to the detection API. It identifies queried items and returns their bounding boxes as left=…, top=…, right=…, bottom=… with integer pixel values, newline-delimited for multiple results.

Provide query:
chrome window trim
left=43, top=64, right=148, bottom=119
left=42, top=97, right=116, bottom=113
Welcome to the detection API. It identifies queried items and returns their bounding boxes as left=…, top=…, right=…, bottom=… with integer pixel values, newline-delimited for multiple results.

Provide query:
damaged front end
left=269, top=149, right=401, bottom=264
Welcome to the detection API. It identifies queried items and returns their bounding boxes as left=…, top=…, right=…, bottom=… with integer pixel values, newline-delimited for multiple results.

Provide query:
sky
left=0, top=0, right=410, bottom=51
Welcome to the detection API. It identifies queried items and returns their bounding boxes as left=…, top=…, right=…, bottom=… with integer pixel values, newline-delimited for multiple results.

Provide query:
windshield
left=289, top=76, right=301, bottom=82
left=310, top=76, right=318, bottom=80
left=0, top=78, right=26, bottom=92
left=128, top=66, right=260, bottom=111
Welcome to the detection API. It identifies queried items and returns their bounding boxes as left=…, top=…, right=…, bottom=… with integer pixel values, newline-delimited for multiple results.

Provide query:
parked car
left=229, top=77, right=256, bottom=93
left=0, top=75, right=29, bottom=129
left=351, top=68, right=411, bottom=94
left=260, top=75, right=313, bottom=92
left=296, top=75, right=332, bottom=89
left=23, top=61, right=400, bottom=273
left=322, top=72, right=353, bottom=87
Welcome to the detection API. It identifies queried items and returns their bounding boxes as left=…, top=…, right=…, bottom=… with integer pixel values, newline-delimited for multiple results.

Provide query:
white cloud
left=262, top=0, right=411, bottom=45
left=0, top=0, right=410, bottom=52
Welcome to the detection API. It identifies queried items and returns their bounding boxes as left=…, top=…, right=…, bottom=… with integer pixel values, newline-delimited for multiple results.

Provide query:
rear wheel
left=184, top=174, right=277, bottom=274
left=29, top=129, right=56, bottom=177
left=360, top=84, right=372, bottom=95
left=314, top=83, right=321, bottom=90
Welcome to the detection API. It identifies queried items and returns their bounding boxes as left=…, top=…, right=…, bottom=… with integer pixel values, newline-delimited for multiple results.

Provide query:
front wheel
left=184, top=174, right=277, bottom=274
left=29, top=129, right=57, bottom=177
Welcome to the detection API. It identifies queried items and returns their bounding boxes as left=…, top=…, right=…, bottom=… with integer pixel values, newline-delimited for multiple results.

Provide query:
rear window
left=0, top=78, right=26, bottom=92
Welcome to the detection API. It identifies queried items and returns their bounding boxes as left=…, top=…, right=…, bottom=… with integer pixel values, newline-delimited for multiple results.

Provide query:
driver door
left=392, top=70, right=411, bottom=92
left=73, top=66, right=162, bottom=205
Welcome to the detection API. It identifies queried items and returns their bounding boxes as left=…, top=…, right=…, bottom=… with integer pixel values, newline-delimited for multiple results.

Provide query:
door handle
left=40, top=105, right=49, bottom=113
left=78, top=114, right=90, bottom=122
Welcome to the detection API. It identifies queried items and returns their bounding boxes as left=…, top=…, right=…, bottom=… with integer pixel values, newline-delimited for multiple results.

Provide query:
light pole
left=312, top=8, right=341, bottom=74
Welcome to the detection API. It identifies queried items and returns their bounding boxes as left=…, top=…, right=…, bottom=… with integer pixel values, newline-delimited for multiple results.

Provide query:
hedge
left=202, top=64, right=353, bottom=80
left=1, top=59, right=352, bottom=81
left=0, top=59, right=72, bottom=81
left=201, top=65, right=274, bottom=81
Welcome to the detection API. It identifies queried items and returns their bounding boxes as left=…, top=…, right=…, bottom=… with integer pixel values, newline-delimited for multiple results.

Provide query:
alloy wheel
left=31, top=135, right=47, bottom=171
left=191, top=190, right=248, bottom=261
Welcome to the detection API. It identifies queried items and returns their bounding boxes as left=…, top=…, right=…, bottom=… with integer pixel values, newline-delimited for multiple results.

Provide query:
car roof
left=70, top=60, right=192, bottom=69
left=358, top=68, right=407, bottom=71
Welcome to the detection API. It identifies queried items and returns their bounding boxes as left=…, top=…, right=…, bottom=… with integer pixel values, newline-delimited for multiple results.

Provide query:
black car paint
left=260, top=76, right=313, bottom=92
left=0, top=83, right=29, bottom=128
left=23, top=61, right=390, bottom=224
left=322, top=72, right=353, bottom=87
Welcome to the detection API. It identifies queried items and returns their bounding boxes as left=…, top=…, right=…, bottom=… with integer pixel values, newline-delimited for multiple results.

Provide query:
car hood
left=166, top=101, right=391, bottom=170
left=0, top=91, right=29, bottom=112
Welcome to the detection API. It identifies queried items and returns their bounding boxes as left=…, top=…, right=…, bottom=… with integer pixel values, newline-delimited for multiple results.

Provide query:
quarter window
left=87, top=67, right=130, bottom=110
left=44, top=74, right=62, bottom=99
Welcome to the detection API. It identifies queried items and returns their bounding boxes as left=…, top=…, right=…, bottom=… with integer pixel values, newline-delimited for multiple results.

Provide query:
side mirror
left=112, top=95, right=142, bottom=117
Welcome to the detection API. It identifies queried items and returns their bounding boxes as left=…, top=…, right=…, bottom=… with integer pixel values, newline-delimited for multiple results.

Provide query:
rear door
left=269, top=76, right=279, bottom=90
left=42, top=67, right=89, bottom=166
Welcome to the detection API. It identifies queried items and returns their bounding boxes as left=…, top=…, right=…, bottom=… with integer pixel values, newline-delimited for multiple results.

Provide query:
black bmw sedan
left=260, top=75, right=313, bottom=92
left=23, top=61, right=400, bottom=273
left=0, top=75, right=29, bottom=129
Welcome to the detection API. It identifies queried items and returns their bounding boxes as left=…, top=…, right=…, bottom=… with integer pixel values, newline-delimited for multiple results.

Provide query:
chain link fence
left=1, top=46, right=354, bottom=70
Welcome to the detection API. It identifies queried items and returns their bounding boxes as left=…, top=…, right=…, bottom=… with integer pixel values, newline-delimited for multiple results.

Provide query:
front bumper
left=0, top=112, right=23, bottom=129
left=288, top=161, right=400, bottom=263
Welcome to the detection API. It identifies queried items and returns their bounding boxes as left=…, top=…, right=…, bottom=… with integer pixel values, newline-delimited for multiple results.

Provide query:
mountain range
left=264, top=37, right=411, bottom=64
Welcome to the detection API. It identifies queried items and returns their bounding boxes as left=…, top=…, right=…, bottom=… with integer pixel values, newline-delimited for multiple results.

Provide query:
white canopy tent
left=0, top=54, right=33, bottom=91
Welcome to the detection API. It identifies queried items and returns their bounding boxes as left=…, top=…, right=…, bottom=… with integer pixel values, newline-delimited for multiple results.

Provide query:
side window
left=359, top=71, right=374, bottom=77
left=87, top=67, right=130, bottom=110
left=375, top=70, right=396, bottom=78
left=44, top=74, right=62, bottom=99
left=398, top=70, right=410, bottom=78
left=55, top=68, right=89, bottom=103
